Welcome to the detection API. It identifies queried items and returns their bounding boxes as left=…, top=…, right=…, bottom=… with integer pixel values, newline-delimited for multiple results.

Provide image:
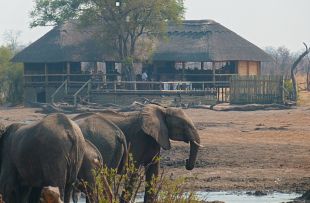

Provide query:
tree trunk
left=290, top=43, right=310, bottom=101
left=307, top=64, right=310, bottom=91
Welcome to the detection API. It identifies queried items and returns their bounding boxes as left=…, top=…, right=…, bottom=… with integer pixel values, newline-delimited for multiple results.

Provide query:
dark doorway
left=37, top=90, right=46, bottom=103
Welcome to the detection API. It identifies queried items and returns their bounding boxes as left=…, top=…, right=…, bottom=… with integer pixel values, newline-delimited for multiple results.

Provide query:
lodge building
left=13, top=20, right=277, bottom=106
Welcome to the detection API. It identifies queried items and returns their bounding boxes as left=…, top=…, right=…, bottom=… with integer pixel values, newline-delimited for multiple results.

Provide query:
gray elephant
left=84, top=104, right=202, bottom=203
left=0, top=113, right=85, bottom=203
left=72, top=113, right=127, bottom=172
left=73, top=140, right=103, bottom=203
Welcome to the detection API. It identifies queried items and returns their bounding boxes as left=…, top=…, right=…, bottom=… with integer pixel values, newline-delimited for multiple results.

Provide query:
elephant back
left=12, top=113, right=85, bottom=187
left=75, top=114, right=127, bottom=170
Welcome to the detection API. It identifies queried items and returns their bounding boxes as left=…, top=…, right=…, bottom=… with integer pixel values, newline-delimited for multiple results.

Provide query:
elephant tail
left=116, top=130, right=128, bottom=174
left=65, top=127, right=84, bottom=186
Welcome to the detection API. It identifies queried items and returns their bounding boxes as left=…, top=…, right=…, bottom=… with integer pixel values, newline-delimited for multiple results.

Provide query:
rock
left=246, top=190, right=267, bottom=196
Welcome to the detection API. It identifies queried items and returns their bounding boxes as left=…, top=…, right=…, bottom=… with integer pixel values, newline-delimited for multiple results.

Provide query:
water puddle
left=196, top=191, right=300, bottom=203
left=74, top=191, right=300, bottom=203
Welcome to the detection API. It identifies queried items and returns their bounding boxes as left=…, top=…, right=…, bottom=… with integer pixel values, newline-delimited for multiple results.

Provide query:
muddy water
left=74, top=191, right=300, bottom=202
left=122, top=191, right=300, bottom=203
left=196, top=191, right=300, bottom=203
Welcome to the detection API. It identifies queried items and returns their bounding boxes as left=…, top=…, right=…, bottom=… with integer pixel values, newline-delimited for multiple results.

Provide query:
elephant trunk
left=185, top=140, right=200, bottom=170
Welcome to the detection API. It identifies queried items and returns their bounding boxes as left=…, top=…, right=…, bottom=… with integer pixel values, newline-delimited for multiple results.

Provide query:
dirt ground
left=1, top=91, right=310, bottom=194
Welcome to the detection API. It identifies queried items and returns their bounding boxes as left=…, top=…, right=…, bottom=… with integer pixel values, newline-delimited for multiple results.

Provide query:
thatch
left=13, top=22, right=115, bottom=63
left=152, top=20, right=272, bottom=62
left=12, top=20, right=272, bottom=63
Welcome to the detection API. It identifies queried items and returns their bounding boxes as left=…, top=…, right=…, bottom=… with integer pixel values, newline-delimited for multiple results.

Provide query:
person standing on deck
left=142, top=69, right=148, bottom=81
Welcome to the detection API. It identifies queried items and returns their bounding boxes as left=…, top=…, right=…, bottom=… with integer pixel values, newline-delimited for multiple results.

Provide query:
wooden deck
left=23, top=74, right=285, bottom=106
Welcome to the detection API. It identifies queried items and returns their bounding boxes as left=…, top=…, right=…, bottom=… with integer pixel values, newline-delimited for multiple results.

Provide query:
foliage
left=283, top=79, right=295, bottom=100
left=0, top=46, right=23, bottom=104
left=80, top=154, right=199, bottom=203
left=30, top=0, right=185, bottom=80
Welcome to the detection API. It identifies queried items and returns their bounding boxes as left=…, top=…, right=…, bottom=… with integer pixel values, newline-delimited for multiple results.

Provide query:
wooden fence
left=230, top=75, right=284, bottom=104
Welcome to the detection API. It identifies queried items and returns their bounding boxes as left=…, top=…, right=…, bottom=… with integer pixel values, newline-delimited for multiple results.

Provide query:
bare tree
left=2, top=30, right=22, bottom=52
left=291, top=43, right=310, bottom=100
left=263, top=46, right=294, bottom=76
left=306, top=52, right=310, bottom=91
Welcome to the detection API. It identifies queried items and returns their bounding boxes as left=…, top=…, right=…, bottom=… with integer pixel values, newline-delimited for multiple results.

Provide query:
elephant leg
left=144, top=161, right=159, bottom=203
left=0, top=173, right=19, bottom=203
left=64, top=184, right=72, bottom=203
left=28, top=187, right=42, bottom=203
left=72, top=187, right=81, bottom=203
left=18, top=186, right=32, bottom=203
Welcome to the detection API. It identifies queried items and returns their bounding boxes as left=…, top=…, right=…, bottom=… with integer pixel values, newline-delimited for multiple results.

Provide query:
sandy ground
left=1, top=91, right=310, bottom=194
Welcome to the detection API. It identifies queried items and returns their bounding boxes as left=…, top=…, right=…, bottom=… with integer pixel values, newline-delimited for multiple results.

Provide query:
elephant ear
left=141, top=105, right=171, bottom=150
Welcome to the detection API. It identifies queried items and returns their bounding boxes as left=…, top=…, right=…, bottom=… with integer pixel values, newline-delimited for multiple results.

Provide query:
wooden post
left=201, top=62, right=204, bottom=90
left=212, top=62, right=216, bottom=84
left=66, top=62, right=70, bottom=82
left=212, top=62, right=216, bottom=95
left=182, top=62, right=186, bottom=81
left=65, top=80, right=68, bottom=95
left=88, top=80, right=91, bottom=102
left=133, top=81, right=137, bottom=91
left=44, top=63, right=48, bottom=85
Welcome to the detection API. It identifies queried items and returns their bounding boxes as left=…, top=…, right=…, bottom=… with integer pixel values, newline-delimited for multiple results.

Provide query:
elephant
left=72, top=113, right=127, bottom=172
left=0, top=113, right=85, bottom=203
left=73, top=140, right=103, bottom=203
left=81, top=104, right=202, bottom=203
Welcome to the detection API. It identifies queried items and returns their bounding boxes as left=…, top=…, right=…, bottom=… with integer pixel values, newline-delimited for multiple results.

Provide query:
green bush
left=80, top=154, right=199, bottom=203
left=283, top=79, right=297, bottom=100
left=0, top=46, right=23, bottom=105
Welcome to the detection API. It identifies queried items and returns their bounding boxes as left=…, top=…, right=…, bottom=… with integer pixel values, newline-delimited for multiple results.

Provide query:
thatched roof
left=153, top=20, right=272, bottom=62
left=13, top=22, right=115, bottom=63
left=13, top=20, right=272, bottom=63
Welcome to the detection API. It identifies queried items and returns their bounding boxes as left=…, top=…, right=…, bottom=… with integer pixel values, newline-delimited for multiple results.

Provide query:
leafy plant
left=81, top=153, right=199, bottom=203
left=0, top=46, right=23, bottom=105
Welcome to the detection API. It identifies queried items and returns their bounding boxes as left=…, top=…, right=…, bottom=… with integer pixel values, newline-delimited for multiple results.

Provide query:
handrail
left=24, top=73, right=237, bottom=77
left=73, top=79, right=91, bottom=107
left=51, top=80, right=68, bottom=103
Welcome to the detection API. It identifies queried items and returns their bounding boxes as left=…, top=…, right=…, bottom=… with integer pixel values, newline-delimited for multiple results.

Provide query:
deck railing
left=24, top=73, right=237, bottom=88
left=90, top=80, right=230, bottom=93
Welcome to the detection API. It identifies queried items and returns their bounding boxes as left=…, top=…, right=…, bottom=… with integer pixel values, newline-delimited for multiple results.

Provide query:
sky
left=0, top=0, right=309, bottom=52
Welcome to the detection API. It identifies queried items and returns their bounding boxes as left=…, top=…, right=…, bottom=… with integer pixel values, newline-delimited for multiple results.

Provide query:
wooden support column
left=258, top=61, right=261, bottom=76
left=212, top=62, right=216, bottom=96
left=44, top=63, right=48, bottom=85
left=212, top=62, right=216, bottom=85
left=66, top=62, right=70, bottom=82
left=201, top=62, right=204, bottom=90
left=182, top=62, right=186, bottom=81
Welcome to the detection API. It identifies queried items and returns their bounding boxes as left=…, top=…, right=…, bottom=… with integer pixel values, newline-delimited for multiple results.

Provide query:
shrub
left=0, top=46, right=23, bottom=105
left=80, top=154, right=199, bottom=203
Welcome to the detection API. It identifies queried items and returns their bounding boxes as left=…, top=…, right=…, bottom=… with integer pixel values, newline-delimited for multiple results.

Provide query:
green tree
left=0, top=46, right=23, bottom=104
left=30, top=0, right=184, bottom=81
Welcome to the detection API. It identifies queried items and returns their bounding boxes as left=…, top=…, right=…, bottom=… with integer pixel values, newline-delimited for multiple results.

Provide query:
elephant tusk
left=192, top=140, right=204, bottom=148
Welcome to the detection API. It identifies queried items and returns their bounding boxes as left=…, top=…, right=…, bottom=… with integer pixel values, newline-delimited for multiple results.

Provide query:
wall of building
left=237, top=61, right=261, bottom=76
